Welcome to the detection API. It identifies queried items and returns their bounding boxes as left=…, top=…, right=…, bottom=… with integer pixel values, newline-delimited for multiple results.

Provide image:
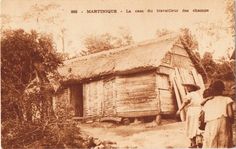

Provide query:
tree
left=179, top=28, right=208, bottom=83
left=81, top=28, right=134, bottom=55
left=1, top=29, right=62, bottom=122
left=200, top=51, right=235, bottom=83
left=215, top=57, right=235, bottom=80
left=83, top=33, right=114, bottom=54
left=23, top=3, right=68, bottom=53
left=201, top=52, right=217, bottom=78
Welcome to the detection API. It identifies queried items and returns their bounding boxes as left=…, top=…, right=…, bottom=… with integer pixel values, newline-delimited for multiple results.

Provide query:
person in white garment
left=202, top=80, right=234, bottom=148
left=177, top=84, right=203, bottom=148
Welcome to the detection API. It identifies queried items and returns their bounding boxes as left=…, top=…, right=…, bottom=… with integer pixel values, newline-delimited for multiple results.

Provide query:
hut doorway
left=70, top=84, right=83, bottom=117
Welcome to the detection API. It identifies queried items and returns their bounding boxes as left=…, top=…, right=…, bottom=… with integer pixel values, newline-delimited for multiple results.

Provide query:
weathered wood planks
left=170, top=67, right=205, bottom=121
left=103, top=78, right=116, bottom=116
left=172, top=77, right=186, bottom=121
left=157, top=73, right=176, bottom=114
left=83, top=80, right=103, bottom=117
left=116, top=71, right=159, bottom=117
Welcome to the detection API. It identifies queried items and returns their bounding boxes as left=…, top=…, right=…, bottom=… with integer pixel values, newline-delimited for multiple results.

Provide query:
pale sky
left=1, top=0, right=235, bottom=58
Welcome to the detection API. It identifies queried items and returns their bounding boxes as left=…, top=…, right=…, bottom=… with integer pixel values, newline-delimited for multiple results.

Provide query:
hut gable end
left=170, top=45, right=195, bottom=70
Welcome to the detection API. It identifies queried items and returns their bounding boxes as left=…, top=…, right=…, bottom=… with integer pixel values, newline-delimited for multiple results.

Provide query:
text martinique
left=87, top=10, right=117, bottom=13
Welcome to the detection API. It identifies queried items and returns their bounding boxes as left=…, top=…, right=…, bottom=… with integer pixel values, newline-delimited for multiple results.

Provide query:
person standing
left=202, top=80, right=234, bottom=148
left=177, top=84, right=203, bottom=148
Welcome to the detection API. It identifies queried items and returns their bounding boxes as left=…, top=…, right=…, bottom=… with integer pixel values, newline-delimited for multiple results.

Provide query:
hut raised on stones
left=54, top=33, right=205, bottom=123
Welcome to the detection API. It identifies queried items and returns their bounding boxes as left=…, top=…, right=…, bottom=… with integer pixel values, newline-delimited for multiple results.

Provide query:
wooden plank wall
left=171, top=77, right=186, bottom=120
left=170, top=67, right=205, bottom=121
left=156, top=74, right=177, bottom=114
left=178, top=68, right=195, bottom=84
left=171, top=45, right=195, bottom=70
left=103, top=78, right=116, bottom=117
left=116, top=71, right=160, bottom=117
left=191, top=69, right=205, bottom=94
left=83, top=80, right=103, bottom=117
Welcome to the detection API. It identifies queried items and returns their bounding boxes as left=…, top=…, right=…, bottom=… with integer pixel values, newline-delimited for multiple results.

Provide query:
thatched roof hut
left=55, top=33, right=205, bottom=122
left=58, top=33, right=178, bottom=82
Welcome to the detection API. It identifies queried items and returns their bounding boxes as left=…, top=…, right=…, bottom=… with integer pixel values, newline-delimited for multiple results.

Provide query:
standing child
left=177, top=84, right=203, bottom=148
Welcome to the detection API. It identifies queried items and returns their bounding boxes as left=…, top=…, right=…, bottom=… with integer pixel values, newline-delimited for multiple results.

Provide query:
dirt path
left=80, top=121, right=189, bottom=148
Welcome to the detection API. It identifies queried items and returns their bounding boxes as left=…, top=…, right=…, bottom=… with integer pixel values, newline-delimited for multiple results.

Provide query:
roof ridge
left=64, top=32, right=180, bottom=64
left=58, top=33, right=181, bottom=80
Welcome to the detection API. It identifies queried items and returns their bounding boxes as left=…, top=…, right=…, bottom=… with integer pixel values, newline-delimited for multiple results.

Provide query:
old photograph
left=1, top=0, right=235, bottom=148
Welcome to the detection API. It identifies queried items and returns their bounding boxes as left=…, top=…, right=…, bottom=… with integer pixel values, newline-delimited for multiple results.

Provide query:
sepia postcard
left=1, top=0, right=235, bottom=148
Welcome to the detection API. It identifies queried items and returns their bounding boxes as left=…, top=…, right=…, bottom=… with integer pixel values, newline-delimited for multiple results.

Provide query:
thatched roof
left=58, top=33, right=179, bottom=82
